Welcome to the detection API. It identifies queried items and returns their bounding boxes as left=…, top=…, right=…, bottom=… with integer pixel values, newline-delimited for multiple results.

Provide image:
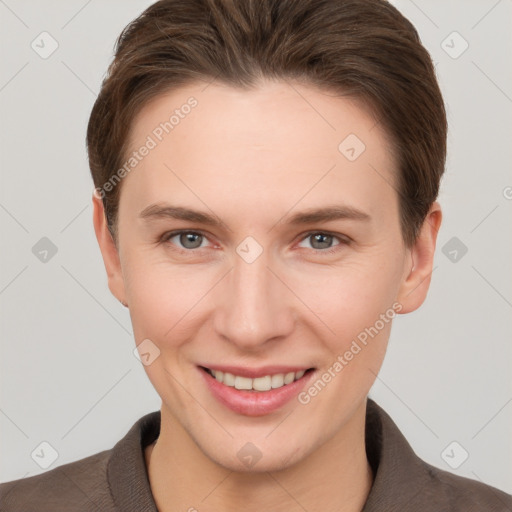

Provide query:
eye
left=161, top=230, right=210, bottom=251
left=297, top=231, right=349, bottom=254
left=160, top=229, right=350, bottom=255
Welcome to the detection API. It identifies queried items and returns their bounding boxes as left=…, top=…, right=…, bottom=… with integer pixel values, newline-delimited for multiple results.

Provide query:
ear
left=396, top=201, right=442, bottom=314
left=92, top=190, right=127, bottom=306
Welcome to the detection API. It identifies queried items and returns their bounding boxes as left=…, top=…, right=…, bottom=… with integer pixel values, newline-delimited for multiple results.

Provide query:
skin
left=93, top=79, right=441, bottom=512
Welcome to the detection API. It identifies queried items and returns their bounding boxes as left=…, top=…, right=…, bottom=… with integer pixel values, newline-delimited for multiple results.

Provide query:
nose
left=213, top=248, right=295, bottom=351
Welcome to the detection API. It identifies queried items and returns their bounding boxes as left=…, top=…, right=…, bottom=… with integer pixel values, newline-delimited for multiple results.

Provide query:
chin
left=195, top=432, right=313, bottom=474
left=213, top=450, right=302, bottom=474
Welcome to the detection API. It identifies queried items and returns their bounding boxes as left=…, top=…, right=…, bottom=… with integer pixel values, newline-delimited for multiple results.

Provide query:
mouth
left=198, top=365, right=316, bottom=416
left=199, top=366, right=315, bottom=391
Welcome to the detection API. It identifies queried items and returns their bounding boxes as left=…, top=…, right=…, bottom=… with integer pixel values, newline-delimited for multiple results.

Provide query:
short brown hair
left=87, top=0, right=447, bottom=247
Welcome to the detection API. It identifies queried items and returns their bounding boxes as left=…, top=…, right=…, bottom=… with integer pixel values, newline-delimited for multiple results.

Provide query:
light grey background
left=1, top=0, right=511, bottom=495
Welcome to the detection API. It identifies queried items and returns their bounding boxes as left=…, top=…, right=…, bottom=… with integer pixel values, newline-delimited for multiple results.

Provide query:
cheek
left=289, top=254, right=402, bottom=338
left=123, top=254, right=216, bottom=343
left=122, top=237, right=405, bottom=351
left=295, top=264, right=398, bottom=413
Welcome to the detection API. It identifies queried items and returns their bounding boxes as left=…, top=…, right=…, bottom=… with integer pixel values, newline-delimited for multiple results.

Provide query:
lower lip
left=199, top=367, right=315, bottom=417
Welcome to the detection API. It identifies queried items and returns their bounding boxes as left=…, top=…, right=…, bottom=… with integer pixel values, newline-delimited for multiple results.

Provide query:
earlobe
left=397, top=201, right=442, bottom=314
left=91, top=190, right=128, bottom=306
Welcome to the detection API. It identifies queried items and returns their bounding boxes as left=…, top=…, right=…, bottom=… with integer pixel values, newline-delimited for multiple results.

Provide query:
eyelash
left=159, top=230, right=350, bottom=256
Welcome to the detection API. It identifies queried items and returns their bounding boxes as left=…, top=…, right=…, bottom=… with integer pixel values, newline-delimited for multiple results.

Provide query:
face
left=94, top=79, right=440, bottom=472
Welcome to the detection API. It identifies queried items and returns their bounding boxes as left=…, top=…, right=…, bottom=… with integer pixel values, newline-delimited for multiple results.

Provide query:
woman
left=1, top=0, right=510, bottom=510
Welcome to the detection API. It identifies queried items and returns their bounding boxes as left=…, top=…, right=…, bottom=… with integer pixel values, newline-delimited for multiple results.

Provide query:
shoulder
left=364, top=399, right=512, bottom=511
left=419, top=458, right=512, bottom=511
left=0, top=449, right=115, bottom=512
left=0, top=410, right=160, bottom=512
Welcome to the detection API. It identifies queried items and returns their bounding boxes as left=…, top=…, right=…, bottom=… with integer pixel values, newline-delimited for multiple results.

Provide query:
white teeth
left=271, top=374, right=284, bottom=388
left=234, top=376, right=253, bottom=390
left=223, top=372, right=235, bottom=386
left=284, top=372, right=295, bottom=385
left=207, top=368, right=308, bottom=391
left=253, top=375, right=272, bottom=391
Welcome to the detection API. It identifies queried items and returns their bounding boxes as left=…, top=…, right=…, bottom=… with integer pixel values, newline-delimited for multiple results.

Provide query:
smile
left=199, top=365, right=316, bottom=416
left=201, top=366, right=312, bottom=391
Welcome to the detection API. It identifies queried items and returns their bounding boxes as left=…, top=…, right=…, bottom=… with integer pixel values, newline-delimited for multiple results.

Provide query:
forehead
left=128, top=79, right=390, bottom=156
left=121, top=79, right=398, bottom=224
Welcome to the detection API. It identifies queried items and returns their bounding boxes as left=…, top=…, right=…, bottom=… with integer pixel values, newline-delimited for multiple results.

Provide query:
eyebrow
left=139, top=203, right=371, bottom=227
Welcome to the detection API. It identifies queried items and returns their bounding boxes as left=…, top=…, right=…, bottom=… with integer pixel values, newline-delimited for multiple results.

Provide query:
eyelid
left=298, top=230, right=352, bottom=244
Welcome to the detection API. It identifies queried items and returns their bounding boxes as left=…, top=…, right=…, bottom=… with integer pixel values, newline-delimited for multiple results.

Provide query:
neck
left=145, top=402, right=373, bottom=512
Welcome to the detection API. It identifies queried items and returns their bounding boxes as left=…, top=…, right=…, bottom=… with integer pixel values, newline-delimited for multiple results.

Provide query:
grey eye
left=299, top=233, right=340, bottom=250
left=169, top=231, right=206, bottom=249
left=310, top=233, right=333, bottom=249
left=181, top=232, right=203, bottom=249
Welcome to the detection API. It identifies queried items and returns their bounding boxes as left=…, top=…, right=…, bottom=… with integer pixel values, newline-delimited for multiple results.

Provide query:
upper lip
left=200, top=364, right=314, bottom=379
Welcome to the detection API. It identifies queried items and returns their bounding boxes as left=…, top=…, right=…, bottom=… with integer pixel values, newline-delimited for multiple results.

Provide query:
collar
left=107, top=398, right=435, bottom=511
left=362, top=398, right=435, bottom=509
